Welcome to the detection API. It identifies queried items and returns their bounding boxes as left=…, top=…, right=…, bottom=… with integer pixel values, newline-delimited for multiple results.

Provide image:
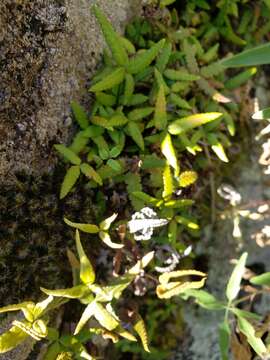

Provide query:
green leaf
left=107, top=159, right=122, bottom=172
left=93, top=6, right=128, bottom=66
left=70, top=101, right=89, bottom=129
left=225, top=68, right=257, bottom=90
left=154, top=85, right=167, bottom=130
left=120, top=36, right=136, bottom=54
left=95, top=92, right=116, bottom=107
left=75, top=230, right=96, bottom=285
left=60, top=165, right=80, bottom=199
left=64, top=218, right=99, bottom=233
left=108, top=114, right=129, bottom=127
left=226, top=252, right=248, bottom=302
left=175, top=215, right=199, bottom=230
left=54, top=145, right=81, bottom=165
left=40, top=285, right=89, bottom=299
left=252, top=107, right=270, bottom=120
left=156, top=40, right=172, bottom=73
left=164, top=199, right=194, bottom=208
left=0, top=326, right=29, bottom=353
left=127, top=122, right=144, bottom=150
left=169, top=93, right=191, bottom=110
left=128, top=107, right=154, bottom=122
left=32, top=296, right=54, bottom=319
left=184, top=289, right=225, bottom=310
left=219, top=321, right=231, bottom=360
left=250, top=272, right=270, bottom=286
left=231, top=308, right=261, bottom=321
left=162, top=164, right=174, bottom=199
left=128, top=94, right=149, bottom=106
left=164, top=69, right=200, bottom=81
left=80, top=163, right=103, bottom=186
left=133, top=315, right=150, bottom=353
left=122, top=73, right=135, bottom=105
left=237, top=316, right=267, bottom=357
left=161, top=133, right=179, bottom=176
left=221, top=43, right=270, bottom=68
left=168, top=113, right=223, bottom=135
left=74, top=302, right=96, bottom=335
left=99, top=213, right=118, bottom=231
left=160, top=0, right=176, bottom=7
left=126, top=39, right=165, bottom=74
left=132, top=192, right=159, bottom=206
left=125, top=172, right=144, bottom=211
left=43, top=342, right=62, bottom=360
left=89, top=67, right=125, bottom=92
left=99, top=231, right=123, bottom=249
left=207, top=133, right=229, bottom=163
left=92, top=302, right=119, bottom=331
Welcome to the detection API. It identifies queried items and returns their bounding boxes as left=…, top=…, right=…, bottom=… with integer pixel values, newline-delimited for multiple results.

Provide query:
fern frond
left=125, top=172, right=144, bottom=211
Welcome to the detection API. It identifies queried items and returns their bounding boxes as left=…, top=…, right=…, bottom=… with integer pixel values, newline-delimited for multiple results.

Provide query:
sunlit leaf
left=226, top=252, right=248, bottom=302
left=133, top=315, right=150, bottom=352
left=92, top=302, right=119, bottom=331
left=64, top=218, right=99, bottom=233
left=161, top=133, right=179, bottom=176
left=128, top=251, right=155, bottom=275
left=207, top=133, right=229, bottom=163
left=156, top=277, right=206, bottom=299
left=162, top=163, right=174, bottom=199
left=99, top=213, right=118, bottom=231
left=99, top=231, right=123, bottom=249
left=75, top=230, right=96, bottom=285
left=0, top=326, right=29, bottom=353
left=74, top=302, right=96, bottom=335
left=40, top=285, right=89, bottom=299
left=168, top=113, right=222, bottom=135
left=252, top=107, right=270, bottom=120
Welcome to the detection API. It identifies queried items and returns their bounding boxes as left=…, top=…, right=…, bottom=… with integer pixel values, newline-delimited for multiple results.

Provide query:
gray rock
left=0, top=0, right=141, bottom=184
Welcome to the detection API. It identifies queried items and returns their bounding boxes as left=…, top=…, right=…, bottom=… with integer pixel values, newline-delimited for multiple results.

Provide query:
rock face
left=0, top=0, right=141, bottom=184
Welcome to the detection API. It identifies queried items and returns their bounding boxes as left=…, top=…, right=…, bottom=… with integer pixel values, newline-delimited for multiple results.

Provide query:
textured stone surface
left=0, top=0, right=141, bottom=184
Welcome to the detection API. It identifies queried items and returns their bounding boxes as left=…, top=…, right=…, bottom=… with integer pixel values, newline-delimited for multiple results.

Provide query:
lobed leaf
left=70, top=101, right=89, bottom=129
left=133, top=315, right=150, bottom=353
left=93, top=6, right=128, bottom=66
left=89, top=67, right=125, bottom=92
left=60, top=165, right=81, bottom=199
left=54, top=145, right=81, bottom=165
left=126, top=39, right=165, bottom=74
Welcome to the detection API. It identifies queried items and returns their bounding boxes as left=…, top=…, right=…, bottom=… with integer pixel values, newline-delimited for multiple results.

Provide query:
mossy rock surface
left=0, top=0, right=141, bottom=184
